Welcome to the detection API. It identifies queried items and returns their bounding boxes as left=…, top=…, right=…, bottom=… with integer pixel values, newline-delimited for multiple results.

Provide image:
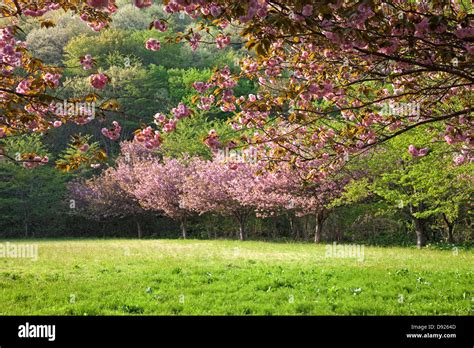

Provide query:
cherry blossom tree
left=182, top=158, right=259, bottom=240
left=107, top=141, right=192, bottom=238
left=1, top=1, right=120, bottom=168
left=146, top=1, right=473, bottom=175
left=246, top=161, right=349, bottom=242
left=125, top=157, right=193, bottom=239
left=3, top=1, right=472, bottom=174
left=68, top=166, right=146, bottom=238
left=177, top=1, right=472, bottom=171
left=182, top=153, right=347, bottom=242
left=292, top=179, right=348, bottom=243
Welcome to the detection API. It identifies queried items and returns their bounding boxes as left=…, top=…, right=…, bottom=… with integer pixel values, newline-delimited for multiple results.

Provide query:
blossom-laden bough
left=0, top=0, right=472, bottom=177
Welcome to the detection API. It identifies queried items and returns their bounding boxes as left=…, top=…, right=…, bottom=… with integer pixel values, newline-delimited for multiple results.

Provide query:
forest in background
left=0, top=0, right=472, bottom=247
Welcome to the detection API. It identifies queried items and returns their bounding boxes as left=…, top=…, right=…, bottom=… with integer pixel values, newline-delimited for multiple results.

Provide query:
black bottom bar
left=0, top=316, right=472, bottom=346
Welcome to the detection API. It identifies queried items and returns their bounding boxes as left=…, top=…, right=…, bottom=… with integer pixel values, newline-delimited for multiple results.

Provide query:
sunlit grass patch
left=0, top=239, right=472, bottom=315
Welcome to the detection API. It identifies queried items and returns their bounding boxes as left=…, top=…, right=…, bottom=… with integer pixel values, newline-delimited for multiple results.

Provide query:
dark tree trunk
left=314, top=211, right=325, bottom=244
left=303, top=215, right=309, bottom=241
left=136, top=220, right=142, bottom=239
left=447, top=225, right=454, bottom=243
left=180, top=219, right=187, bottom=239
left=234, top=212, right=247, bottom=241
left=288, top=214, right=296, bottom=239
left=442, top=213, right=455, bottom=243
left=295, top=220, right=301, bottom=241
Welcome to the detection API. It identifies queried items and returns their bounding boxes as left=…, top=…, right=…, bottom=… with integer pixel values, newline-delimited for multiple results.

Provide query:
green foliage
left=332, top=178, right=370, bottom=207
left=160, top=114, right=226, bottom=159
left=0, top=163, right=70, bottom=236
left=370, top=128, right=472, bottom=221
left=110, top=3, right=164, bottom=30
left=341, top=126, right=473, bottom=243
left=1, top=134, right=50, bottom=160
left=56, top=135, right=106, bottom=173
left=167, top=68, right=212, bottom=104
left=26, top=14, right=92, bottom=65
left=64, top=30, right=142, bottom=75
left=63, top=29, right=237, bottom=76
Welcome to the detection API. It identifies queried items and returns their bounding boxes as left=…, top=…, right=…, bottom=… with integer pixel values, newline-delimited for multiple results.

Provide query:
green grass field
left=0, top=239, right=472, bottom=315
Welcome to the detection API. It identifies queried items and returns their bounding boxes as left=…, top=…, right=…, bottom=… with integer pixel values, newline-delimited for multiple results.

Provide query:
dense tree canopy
left=1, top=0, right=472, bottom=172
left=0, top=0, right=472, bottom=247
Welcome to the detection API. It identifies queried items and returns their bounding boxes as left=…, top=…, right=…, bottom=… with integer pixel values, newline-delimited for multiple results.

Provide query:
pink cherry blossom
left=153, top=113, right=167, bottom=124
left=453, top=154, right=465, bottom=165
left=87, top=0, right=109, bottom=9
left=302, top=5, right=313, bottom=17
left=16, top=80, right=32, bottom=94
left=197, top=95, right=215, bottom=110
left=134, top=0, right=152, bottom=9
left=101, top=121, right=121, bottom=141
left=134, top=127, right=162, bottom=149
left=43, top=72, right=61, bottom=87
left=163, top=119, right=177, bottom=133
left=216, top=34, right=231, bottom=49
left=408, top=144, right=429, bottom=157
left=153, top=20, right=168, bottom=32
left=145, top=38, right=161, bottom=51
left=79, top=144, right=90, bottom=152
left=210, top=5, right=222, bottom=17
left=444, top=135, right=454, bottom=145
left=171, top=103, right=191, bottom=119
left=89, top=73, right=109, bottom=89
left=23, top=8, right=48, bottom=17
left=189, top=32, right=201, bottom=51
left=192, top=81, right=212, bottom=93
left=80, top=55, right=94, bottom=70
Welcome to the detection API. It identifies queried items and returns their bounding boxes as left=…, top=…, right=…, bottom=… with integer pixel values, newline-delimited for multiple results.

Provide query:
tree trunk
left=442, top=213, right=455, bottom=243
left=409, top=204, right=426, bottom=248
left=234, top=212, right=247, bottom=241
left=303, top=215, right=309, bottom=241
left=288, top=214, right=295, bottom=239
left=136, top=220, right=142, bottom=239
left=238, top=221, right=245, bottom=241
left=412, top=216, right=426, bottom=248
left=314, top=211, right=325, bottom=244
left=447, top=225, right=454, bottom=244
left=295, top=220, right=301, bottom=241
left=180, top=219, right=187, bottom=239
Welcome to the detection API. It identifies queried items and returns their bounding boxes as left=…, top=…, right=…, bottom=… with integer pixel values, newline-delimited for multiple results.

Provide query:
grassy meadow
left=0, top=239, right=472, bottom=315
